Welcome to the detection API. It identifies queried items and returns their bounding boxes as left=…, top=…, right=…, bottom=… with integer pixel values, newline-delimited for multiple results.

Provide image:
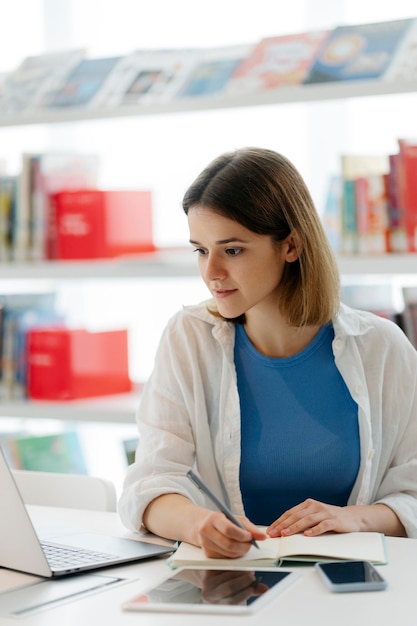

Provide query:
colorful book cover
left=304, top=18, right=414, bottom=83
left=176, top=44, right=250, bottom=98
left=43, top=56, right=122, bottom=108
left=0, top=50, right=85, bottom=116
left=227, top=30, right=328, bottom=93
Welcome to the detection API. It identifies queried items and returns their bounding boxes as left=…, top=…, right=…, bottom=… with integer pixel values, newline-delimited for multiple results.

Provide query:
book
left=226, top=30, right=328, bottom=93
left=99, top=48, right=199, bottom=107
left=304, top=18, right=414, bottom=84
left=27, top=327, right=132, bottom=400
left=0, top=292, right=60, bottom=400
left=354, top=174, right=389, bottom=254
left=340, top=154, right=389, bottom=254
left=43, top=56, right=122, bottom=109
left=0, top=175, right=16, bottom=262
left=397, top=138, right=417, bottom=253
left=11, top=152, right=99, bottom=261
left=0, top=50, right=85, bottom=116
left=30, top=152, right=100, bottom=260
left=50, top=189, right=154, bottom=259
left=386, top=153, right=407, bottom=253
left=321, top=174, right=343, bottom=253
left=176, top=44, right=250, bottom=98
left=169, top=531, right=387, bottom=569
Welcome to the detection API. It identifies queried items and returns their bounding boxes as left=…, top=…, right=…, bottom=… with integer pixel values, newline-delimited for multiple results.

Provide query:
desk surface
left=0, top=506, right=416, bottom=626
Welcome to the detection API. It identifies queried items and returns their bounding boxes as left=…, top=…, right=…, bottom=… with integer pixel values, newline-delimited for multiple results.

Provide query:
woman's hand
left=267, top=499, right=405, bottom=538
left=268, top=499, right=367, bottom=537
left=196, top=511, right=267, bottom=558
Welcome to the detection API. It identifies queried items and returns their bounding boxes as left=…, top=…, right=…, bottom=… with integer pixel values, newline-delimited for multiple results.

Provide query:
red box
left=27, top=327, right=132, bottom=400
left=49, top=189, right=155, bottom=259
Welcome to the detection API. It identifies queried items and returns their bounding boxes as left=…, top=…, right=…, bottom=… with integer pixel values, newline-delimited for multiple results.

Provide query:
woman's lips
left=213, top=289, right=237, bottom=299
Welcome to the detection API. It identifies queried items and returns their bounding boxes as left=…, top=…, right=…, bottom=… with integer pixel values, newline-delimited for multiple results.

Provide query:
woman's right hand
left=195, top=511, right=266, bottom=558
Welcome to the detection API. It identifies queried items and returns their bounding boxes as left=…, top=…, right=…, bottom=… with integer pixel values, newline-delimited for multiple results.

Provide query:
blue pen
left=187, top=469, right=259, bottom=549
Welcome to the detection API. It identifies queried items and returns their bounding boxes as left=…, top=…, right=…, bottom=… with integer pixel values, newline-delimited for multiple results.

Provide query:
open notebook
left=0, top=447, right=172, bottom=578
left=169, top=530, right=388, bottom=569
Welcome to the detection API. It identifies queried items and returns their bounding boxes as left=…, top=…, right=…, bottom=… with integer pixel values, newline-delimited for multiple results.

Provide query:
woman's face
left=188, top=205, right=290, bottom=320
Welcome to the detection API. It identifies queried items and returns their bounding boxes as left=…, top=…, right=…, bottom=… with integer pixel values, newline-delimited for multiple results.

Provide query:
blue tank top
left=234, top=323, right=360, bottom=526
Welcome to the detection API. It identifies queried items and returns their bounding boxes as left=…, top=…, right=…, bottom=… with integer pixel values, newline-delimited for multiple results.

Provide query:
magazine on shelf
left=99, top=48, right=200, bottom=107
left=384, top=17, right=417, bottom=81
left=0, top=49, right=85, bottom=116
left=175, top=44, right=251, bottom=98
left=226, top=30, right=329, bottom=94
left=304, top=18, right=414, bottom=83
left=42, top=56, right=123, bottom=109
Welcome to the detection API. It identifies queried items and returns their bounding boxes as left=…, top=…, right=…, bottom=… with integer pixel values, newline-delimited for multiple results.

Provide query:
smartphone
left=315, top=560, right=387, bottom=593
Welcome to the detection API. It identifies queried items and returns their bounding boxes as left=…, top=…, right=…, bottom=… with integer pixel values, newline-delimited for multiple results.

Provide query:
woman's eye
left=226, top=248, right=242, bottom=256
left=193, top=248, right=207, bottom=255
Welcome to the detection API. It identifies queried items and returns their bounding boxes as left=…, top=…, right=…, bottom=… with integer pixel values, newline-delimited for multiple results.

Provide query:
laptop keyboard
left=41, top=541, right=117, bottom=570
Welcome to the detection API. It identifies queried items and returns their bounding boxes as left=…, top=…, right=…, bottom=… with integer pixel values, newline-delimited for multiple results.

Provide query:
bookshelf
left=1, top=69, right=417, bottom=425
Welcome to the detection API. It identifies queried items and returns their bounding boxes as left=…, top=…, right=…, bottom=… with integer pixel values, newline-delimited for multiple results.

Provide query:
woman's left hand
left=267, top=499, right=364, bottom=538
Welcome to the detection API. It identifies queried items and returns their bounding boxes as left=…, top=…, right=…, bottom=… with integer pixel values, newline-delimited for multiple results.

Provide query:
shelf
left=0, top=78, right=416, bottom=127
left=0, top=248, right=199, bottom=279
left=336, top=254, right=417, bottom=275
left=0, top=387, right=142, bottom=423
left=0, top=250, right=416, bottom=279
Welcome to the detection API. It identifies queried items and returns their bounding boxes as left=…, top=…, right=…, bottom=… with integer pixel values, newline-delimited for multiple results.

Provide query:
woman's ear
left=283, top=232, right=303, bottom=262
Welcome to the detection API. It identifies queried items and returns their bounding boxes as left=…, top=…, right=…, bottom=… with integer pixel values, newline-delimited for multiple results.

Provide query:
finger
left=268, top=501, right=324, bottom=536
left=276, top=511, right=329, bottom=537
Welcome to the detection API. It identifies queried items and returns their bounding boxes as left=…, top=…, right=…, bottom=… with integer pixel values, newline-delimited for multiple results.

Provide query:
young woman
left=119, top=147, right=417, bottom=558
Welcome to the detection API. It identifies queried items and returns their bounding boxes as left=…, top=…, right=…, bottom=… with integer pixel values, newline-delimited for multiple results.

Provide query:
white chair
left=11, top=469, right=117, bottom=512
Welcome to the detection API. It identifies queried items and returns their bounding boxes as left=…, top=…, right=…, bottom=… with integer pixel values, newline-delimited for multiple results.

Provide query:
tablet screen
left=122, top=568, right=297, bottom=614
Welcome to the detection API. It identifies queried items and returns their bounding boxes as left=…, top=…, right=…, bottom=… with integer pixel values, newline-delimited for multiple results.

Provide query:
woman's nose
left=203, top=254, right=227, bottom=282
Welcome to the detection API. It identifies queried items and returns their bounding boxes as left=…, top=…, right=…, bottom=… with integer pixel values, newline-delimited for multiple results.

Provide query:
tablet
left=122, top=567, right=299, bottom=615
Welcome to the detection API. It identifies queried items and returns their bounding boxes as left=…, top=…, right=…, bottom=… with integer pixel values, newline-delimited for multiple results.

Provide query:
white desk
left=0, top=506, right=416, bottom=626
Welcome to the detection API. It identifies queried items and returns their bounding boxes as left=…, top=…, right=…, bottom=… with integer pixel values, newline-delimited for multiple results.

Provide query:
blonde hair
left=182, top=147, right=340, bottom=327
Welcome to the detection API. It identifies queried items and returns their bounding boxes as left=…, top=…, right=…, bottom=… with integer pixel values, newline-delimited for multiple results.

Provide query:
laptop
left=0, top=447, right=173, bottom=578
